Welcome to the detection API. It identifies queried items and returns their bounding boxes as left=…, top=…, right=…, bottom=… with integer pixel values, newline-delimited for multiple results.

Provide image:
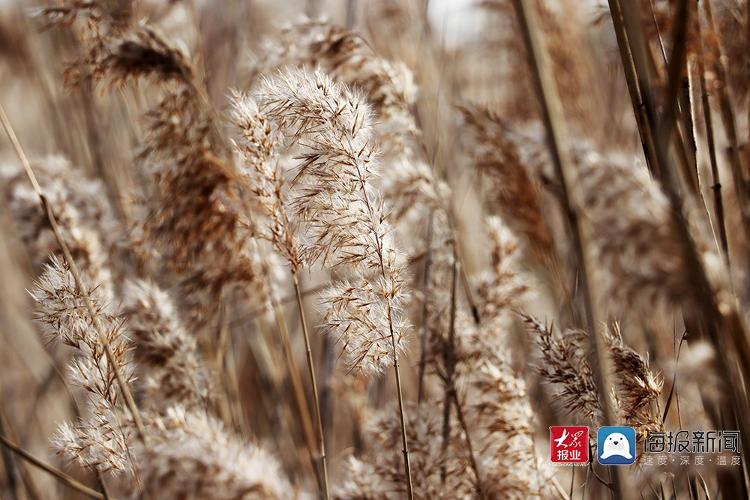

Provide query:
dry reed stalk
left=416, top=211, right=435, bottom=403
left=215, top=301, right=248, bottom=436
left=510, top=0, right=613, bottom=433
left=292, top=275, right=330, bottom=499
left=0, top=411, right=41, bottom=500
left=700, top=0, right=750, bottom=247
left=694, top=21, right=729, bottom=263
left=0, top=103, right=148, bottom=445
left=509, top=1, right=624, bottom=497
left=270, top=290, right=324, bottom=490
left=619, top=1, right=750, bottom=483
left=0, top=434, right=104, bottom=500
left=439, top=256, right=484, bottom=497
left=641, top=0, right=702, bottom=197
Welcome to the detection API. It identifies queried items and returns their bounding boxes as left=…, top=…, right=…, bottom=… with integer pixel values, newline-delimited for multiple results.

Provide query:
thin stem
left=449, top=390, right=483, bottom=497
left=616, top=0, right=750, bottom=432
left=0, top=411, right=38, bottom=500
left=271, top=293, right=323, bottom=491
left=607, top=0, right=659, bottom=176
left=293, top=273, right=330, bottom=500
left=646, top=0, right=700, bottom=195
left=654, top=0, right=690, bottom=164
left=695, top=29, right=729, bottom=263
left=8, top=328, right=112, bottom=499
left=390, top=317, right=413, bottom=500
left=637, top=0, right=750, bottom=476
left=510, top=1, right=624, bottom=498
left=0, top=102, right=147, bottom=444
left=0, top=434, right=104, bottom=500
left=440, top=257, right=458, bottom=484
left=216, top=301, right=249, bottom=437
left=442, top=254, right=483, bottom=497
left=417, top=210, right=435, bottom=403
left=351, top=162, right=413, bottom=499
left=701, top=0, right=750, bottom=246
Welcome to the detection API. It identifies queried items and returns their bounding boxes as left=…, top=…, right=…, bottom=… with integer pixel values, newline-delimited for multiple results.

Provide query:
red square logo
left=550, top=426, right=589, bottom=463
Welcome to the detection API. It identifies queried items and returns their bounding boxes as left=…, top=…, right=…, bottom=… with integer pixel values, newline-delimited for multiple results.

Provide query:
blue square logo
left=597, top=426, right=636, bottom=465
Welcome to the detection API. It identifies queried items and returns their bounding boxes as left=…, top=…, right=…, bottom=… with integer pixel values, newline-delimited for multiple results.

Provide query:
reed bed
left=1, top=0, right=750, bottom=498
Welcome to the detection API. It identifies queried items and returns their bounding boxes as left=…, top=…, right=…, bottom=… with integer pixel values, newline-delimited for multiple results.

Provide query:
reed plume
left=262, top=19, right=445, bottom=218
left=254, top=68, right=410, bottom=377
left=525, top=315, right=603, bottom=424
left=605, top=323, right=663, bottom=438
left=230, top=87, right=330, bottom=498
left=137, top=406, right=293, bottom=499
left=576, top=147, right=727, bottom=313
left=122, top=279, right=211, bottom=410
left=31, top=256, right=135, bottom=476
left=1, top=156, right=118, bottom=298
left=335, top=401, right=473, bottom=499
left=460, top=106, right=555, bottom=265
left=40, top=2, right=261, bottom=319
left=253, top=67, right=413, bottom=494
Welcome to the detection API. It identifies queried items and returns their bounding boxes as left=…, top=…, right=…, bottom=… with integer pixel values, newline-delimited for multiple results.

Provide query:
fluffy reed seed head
left=262, top=20, right=447, bottom=219
left=475, top=216, right=531, bottom=317
left=460, top=106, right=555, bottom=264
left=576, top=149, right=716, bottom=312
left=1, top=156, right=118, bottom=299
left=138, top=406, right=293, bottom=499
left=229, top=90, right=303, bottom=273
left=122, top=279, right=211, bottom=409
left=254, top=68, right=410, bottom=376
left=605, top=323, right=663, bottom=438
left=335, top=401, right=475, bottom=499
left=31, top=256, right=135, bottom=475
left=41, top=2, right=262, bottom=318
left=525, top=315, right=603, bottom=425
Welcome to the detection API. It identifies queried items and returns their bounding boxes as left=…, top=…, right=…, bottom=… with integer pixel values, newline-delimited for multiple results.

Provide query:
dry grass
left=1, top=0, right=750, bottom=499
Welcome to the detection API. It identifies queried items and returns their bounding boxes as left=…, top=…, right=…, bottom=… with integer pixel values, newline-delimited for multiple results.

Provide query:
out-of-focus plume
left=122, top=279, right=211, bottom=410
left=138, top=406, right=293, bottom=499
left=1, top=156, right=120, bottom=297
